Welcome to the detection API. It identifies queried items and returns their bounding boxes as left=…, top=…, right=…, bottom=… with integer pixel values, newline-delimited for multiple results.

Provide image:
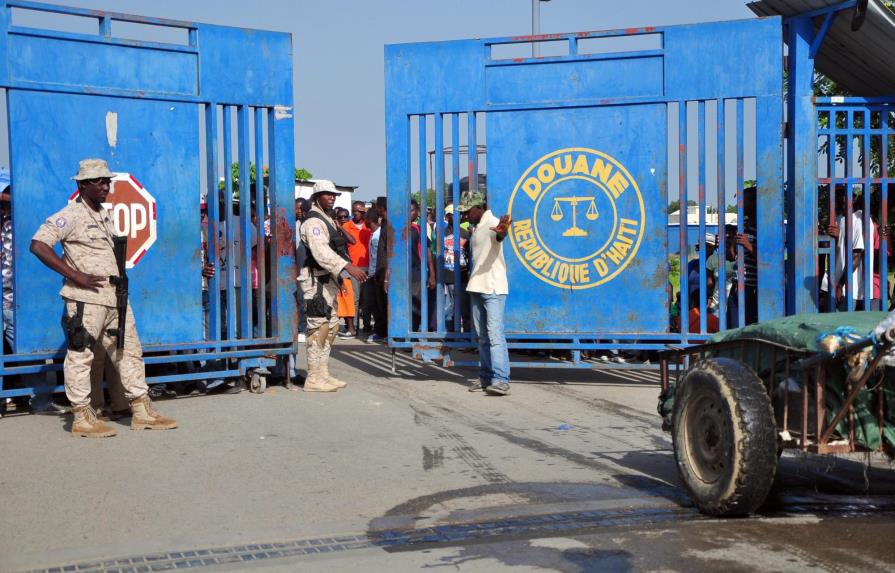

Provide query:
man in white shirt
left=457, top=191, right=512, bottom=396
left=822, top=192, right=867, bottom=309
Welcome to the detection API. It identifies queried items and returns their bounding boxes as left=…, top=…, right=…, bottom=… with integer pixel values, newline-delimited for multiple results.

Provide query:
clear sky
left=8, top=0, right=756, bottom=200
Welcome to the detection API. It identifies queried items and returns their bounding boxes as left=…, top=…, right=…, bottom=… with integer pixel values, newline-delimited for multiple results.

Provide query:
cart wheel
left=672, top=357, right=777, bottom=516
left=248, top=373, right=267, bottom=394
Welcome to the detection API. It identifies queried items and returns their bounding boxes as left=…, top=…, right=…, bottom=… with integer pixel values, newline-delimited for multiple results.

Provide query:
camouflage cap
left=72, top=158, right=115, bottom=181
left=311, top=179, right=341, bottom=198
left=456, top=191, right=485, bottom=213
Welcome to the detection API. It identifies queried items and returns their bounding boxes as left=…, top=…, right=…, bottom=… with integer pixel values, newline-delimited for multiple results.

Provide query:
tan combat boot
left=320, top=363, right=347, bottom=389
left=303, top=360, right=338, bottom=392
left=71, top=405, right=117, bottom=438
left=129, top=395, right=178, bottom=430
left=321, top=332, right=347, bottom=389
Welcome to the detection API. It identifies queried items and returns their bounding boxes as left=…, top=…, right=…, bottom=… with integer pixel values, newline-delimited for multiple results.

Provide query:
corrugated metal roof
left=748, top=0, right=895, bottom=96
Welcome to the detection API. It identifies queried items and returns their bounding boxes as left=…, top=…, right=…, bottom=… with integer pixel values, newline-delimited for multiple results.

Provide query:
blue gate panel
left=9, top=33, right=198, bottom=97
left=198, top=24, right=293, bottom=106
left=486, top=58, right=664, bottom=106
left=0, top=1, right=297, bottom=397
left=384, top=40, right=485, bottom=114
left=490, top=105, right=668, bottom=334
left=9, top=90, right=202, bottom=352
left=386, top=16, right=785, bottom=349
left=664, top=18, right=782, bottom=101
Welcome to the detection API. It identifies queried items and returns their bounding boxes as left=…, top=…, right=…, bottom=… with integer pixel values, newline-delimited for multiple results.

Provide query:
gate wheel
left=672, top=357, right=777, bottom=516
left=248, top=373, right=267, bottom=394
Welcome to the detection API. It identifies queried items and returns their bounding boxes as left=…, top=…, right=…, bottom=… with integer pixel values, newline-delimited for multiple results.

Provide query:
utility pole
left=532, top=0, right=551, bottom=57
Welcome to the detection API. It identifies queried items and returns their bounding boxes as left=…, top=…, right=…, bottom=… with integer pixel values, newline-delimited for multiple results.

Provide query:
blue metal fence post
left=253, top=107, right=266, bottom=339
left=736, top=99, right=746, bottom=328
left=756, top=92, right=786, bottom=321
left=787, top=16, right=818, bottom=314
left=716, top=100, right=727, bottom=330
left=238, top=105, right=253, bottom=338
left=883, top=121, right=890, bottom=311
left=205, top=104, right=221, bottom=346
left=268, top=105, right=297, bottom=341
left=678, top=102, right=689, bottom=339
left=697, top=101, right=707, bottom=333
left=223, top=106, right=237, bottom=341
left=384, top=46, right=411, bottom=339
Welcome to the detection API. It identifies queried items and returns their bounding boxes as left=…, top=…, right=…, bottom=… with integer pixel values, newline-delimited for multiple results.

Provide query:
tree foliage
left=666, top=199, right=697, bottom=214
left=411, top=188, right=438, bottom=207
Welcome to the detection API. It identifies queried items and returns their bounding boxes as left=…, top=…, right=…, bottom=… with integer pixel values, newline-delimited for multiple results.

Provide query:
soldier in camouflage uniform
left=30, top=159, right=177, bottom=437
left=299, top=180, right=367, bottom=392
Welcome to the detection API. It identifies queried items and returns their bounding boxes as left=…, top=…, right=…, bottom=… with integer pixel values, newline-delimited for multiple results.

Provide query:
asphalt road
left=1, top=341, right=894, bottom=572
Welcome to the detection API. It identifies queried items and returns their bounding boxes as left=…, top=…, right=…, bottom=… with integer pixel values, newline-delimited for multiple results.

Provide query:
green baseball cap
left=456, top=191, right=485, bottom=213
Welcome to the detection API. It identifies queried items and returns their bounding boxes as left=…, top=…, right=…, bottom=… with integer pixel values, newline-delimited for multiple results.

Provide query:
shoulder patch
left=313, top=227, right=321, bottom=236
left=55, top=217, right=67, bottom=228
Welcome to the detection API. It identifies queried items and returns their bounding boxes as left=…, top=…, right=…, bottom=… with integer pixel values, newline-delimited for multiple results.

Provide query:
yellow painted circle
left=507, top=147, right=646, bottom=290
left=532, top=175, right=619, bottom=263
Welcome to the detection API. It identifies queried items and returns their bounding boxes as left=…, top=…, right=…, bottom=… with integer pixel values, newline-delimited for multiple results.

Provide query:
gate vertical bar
left=756, top=94, right=785, bottom=321
left=222, top=106, right=237, bottom=341
left=786, top=16, right=818, bottom=314
left=254, top=107, right=266, bottom=338
left=441, top=113, right=460, bottom=333
left=385, top=106, right=411, bottom=339
left=421, top=115, right=434, bottom=332
left=697, top=101, right=707, bottom=333
left=829, top=111, right=838, bottom=313
left=417, top=115, right=428, bottom=331
left=267, top=105, right=297, bottom=340
left=882, top=116, right=890, bottom=311
left=461, top=113, right=477, bottom=331
left=845, top=109, right=854, bottom=311
left=717, top=99, right=727, bottom=331
left=237, top=105, right=253, bottom=338
left=205, top=104, right=221, bottom=345
left=861, top=109, right=871, bottom=310
left=736, top=98, right=745, bottom=327
left=678, top=102, right=688, bottom=339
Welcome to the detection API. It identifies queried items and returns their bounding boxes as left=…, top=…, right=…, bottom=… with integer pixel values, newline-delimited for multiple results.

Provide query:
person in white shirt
left=822, top=191, right=868, bottom=309
left=457, top=191, right=512, bottom=396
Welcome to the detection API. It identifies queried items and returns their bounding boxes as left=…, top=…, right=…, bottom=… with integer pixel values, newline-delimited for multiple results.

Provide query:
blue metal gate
left=0, top=0, right=297, bottom=398
left=813, top=97, right=894, bottom=312
left=385, top=18, right=785, bottom=361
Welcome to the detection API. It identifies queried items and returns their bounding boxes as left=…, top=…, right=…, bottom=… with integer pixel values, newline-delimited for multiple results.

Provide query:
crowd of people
left=15, top=160, right=892, bottom=432
left=673, top=184, right=892, bottom=338
left=1, top=164, right=515, bottom=432
left=291, top=186, right=511, bottom=395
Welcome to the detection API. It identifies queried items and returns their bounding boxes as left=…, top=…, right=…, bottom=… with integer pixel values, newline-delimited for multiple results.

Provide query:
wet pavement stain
left=423, top=445, right=445, bottom=470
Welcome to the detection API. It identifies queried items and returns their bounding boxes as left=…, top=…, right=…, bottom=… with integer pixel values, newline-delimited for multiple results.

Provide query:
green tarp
left=706, top=311, right=888, bottom=351
left=659, top=312, right=894, bottom=454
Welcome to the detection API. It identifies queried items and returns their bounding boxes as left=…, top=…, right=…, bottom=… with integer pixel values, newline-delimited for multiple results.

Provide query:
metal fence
left=0, top=0, right=297, bottom=398
left=385, top=17, right=785, bottom=364
left=814, top=97, right=894, bottom=313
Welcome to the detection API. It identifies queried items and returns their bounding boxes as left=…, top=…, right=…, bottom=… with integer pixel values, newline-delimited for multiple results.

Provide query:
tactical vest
left=302, top=210, right=350, bottom=271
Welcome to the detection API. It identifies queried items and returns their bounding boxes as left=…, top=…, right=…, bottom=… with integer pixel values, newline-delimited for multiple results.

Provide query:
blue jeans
left=3, top=308, right=54, bottom=408
left=469, top=293, right=510, bottom=385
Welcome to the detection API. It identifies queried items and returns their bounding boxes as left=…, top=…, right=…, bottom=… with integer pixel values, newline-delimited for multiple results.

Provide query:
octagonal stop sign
left=69, top=173, right=157, bottom=268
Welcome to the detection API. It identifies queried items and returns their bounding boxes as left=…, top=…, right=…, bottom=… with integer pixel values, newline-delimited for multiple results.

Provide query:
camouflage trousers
left=90, top=345, right=129, bottom=411
left=298, top=274, right=341, bottom=371
left=63, top=299, right=148, bottom=407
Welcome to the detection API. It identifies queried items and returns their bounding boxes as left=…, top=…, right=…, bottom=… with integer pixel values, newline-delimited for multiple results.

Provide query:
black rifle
left=108, top=236, right=128, bottom=349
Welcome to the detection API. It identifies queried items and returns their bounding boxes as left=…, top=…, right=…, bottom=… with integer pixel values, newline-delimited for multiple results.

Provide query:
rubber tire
left=249, top=373, right=267, bottom=394
left=672, top=357, right=777, bottom=516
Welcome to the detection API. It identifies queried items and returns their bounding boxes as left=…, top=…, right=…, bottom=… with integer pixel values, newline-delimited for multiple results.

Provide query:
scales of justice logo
left=507, top=147, right=646, bottom=289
